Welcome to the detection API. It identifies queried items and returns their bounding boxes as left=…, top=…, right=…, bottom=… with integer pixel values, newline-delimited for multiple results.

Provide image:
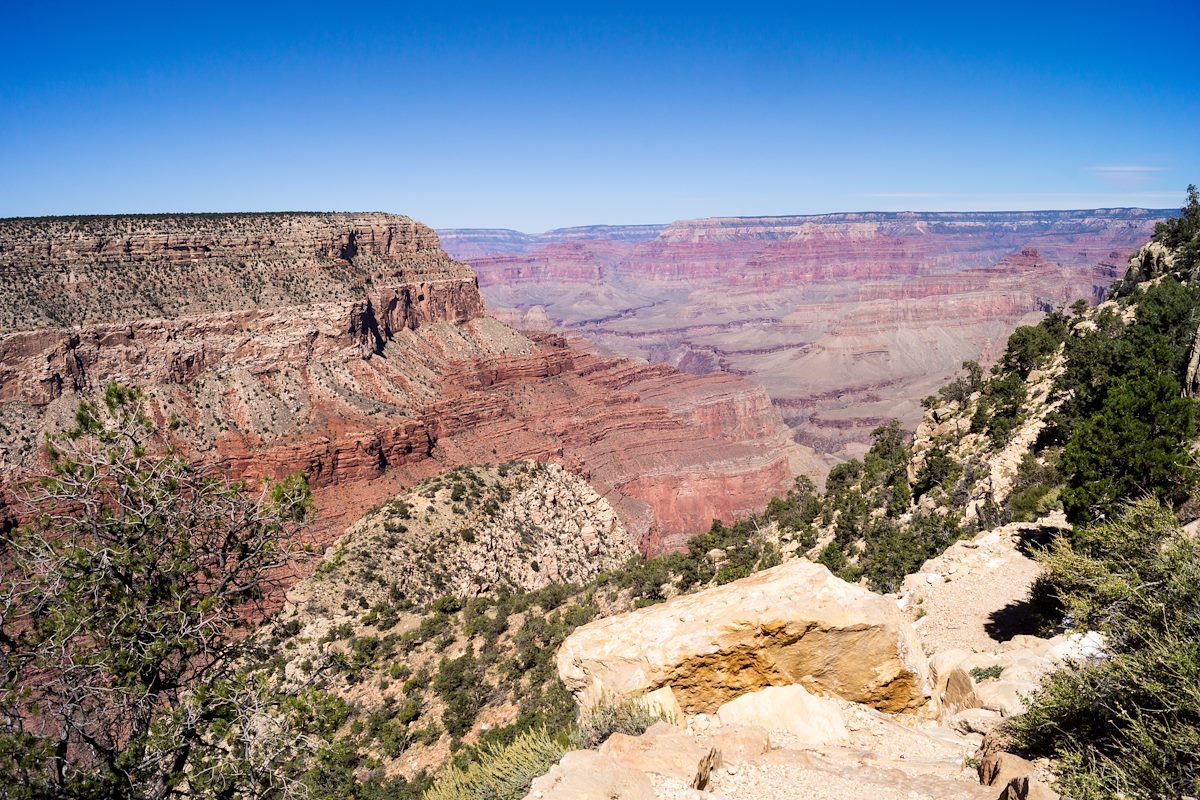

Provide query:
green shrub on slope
left=424, top=727, right=566, bottom=800
left=1012, top=499, right=1200, bottom=799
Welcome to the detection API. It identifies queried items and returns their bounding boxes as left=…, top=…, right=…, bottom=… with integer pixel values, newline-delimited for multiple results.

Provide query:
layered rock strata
left=442, top=209, right=1167, bottom=459
left=0, top=213, right=812, bottom=555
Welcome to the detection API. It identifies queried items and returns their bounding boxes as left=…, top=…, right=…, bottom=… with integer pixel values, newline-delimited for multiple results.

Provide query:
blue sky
left=1, top=1, right=1196, bottom=230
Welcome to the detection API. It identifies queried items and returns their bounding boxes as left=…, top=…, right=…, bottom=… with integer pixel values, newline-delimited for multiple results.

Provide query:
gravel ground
left=651, top=698, right=990, bottom=800
left=701, top=748, right=995, bottom=800
left=900, top=520, right=1060, bottom=655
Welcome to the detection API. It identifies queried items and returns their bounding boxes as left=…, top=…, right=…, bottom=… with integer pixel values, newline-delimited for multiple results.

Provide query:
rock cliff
left=0, top=213, right=814, bottom=556
left=441, top=209, right=1167, bottom=459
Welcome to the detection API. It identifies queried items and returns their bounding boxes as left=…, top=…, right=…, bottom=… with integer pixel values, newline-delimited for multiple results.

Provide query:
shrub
left=423, top=727, right=565, bottom=800
left=969, top=665, right=1004, bottom=681
left=981, top=370, right=1027, bottom=448
left=938, top=360, right=983, bottom=405
left=912, top=443, right=961, bottom=500
left=0, top=385, right=315, bottom=797
left=857, top=511, right=962, bottom=593
left=1060, top=349, right=1196, bottom=523
left=1011, top=499, right=1200, bottom=799
left=1000, top=320, right=1063, bottom=379
left=863, top=420, right=910, bottom=490
left=1153, top=183, right=1200, bottom=275
left=570, top=695, right=675, bottom=750
left=1003, top=451, right=1061, bottom=523
left=824, top=459, right=863, bottom=496
left=433, top=652, right=489, bottom=739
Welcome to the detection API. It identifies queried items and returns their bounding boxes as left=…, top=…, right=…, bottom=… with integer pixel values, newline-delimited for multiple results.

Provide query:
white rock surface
left=715, top=685, right=849, bottom=747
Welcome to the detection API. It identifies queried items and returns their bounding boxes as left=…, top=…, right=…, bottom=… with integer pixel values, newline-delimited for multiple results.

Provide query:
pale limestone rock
left=999, top=776, right=1060, bottom=800
left=973, top=678, right=1037, bottom=717
left=943, top=665, right=982, bottom=713
left=524, top=750, right=653, bottom=800
left=930, top=649, right=971, bottom=700
left=980, top=751, right=1036, bottom=787
left=716, top=685, right=850, bottom=747
left=557, top=560, right=931, bottom=714
left=1048, top=631, right=1106, bottom=661
left=937, top=631, right=1107, bottom=718
left=1127, top=240, right=1176, bottom=282
left=1186, top=322, right=1200, bottom=398
left=706, top=724, right=771, bottom=765
left=999, top=635, right=1054, bottom=656
left=641, top=685, right=684, bottom=725
left=715, top=748, right=997, bottom=799
left=949, top=707, right=1003, bottom=735
left=599, top=722, right=716, bottom=789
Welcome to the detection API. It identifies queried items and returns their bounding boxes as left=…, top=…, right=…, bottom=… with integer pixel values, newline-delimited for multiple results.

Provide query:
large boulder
left=980, top=751, right=1037, bottom=788
left=716, top=684, right=849, bottom=746
left=598, top=722, right=717, bottom=789
left=524, top=750, right=653, bottom=800
left=557, top=560, right=931, bottom=714
left=640, top=685, right=684, bottom=724
left=999, top=776, right=1060, bottom=800
left=705, top=724, right=771, bottom=765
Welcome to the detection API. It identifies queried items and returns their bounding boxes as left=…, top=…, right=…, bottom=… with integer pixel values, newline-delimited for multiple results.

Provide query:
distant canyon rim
left=0, top=213, right=817, bottom=559
left=0, top=208, right=1172, bottom=563
left=440, top=208, right=1170, bottom=459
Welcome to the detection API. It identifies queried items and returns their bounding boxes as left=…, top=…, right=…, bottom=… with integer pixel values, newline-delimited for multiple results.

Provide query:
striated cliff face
left=0, top=213, right=812, bottom=555
left=441, top=209, right=1167, bottom=458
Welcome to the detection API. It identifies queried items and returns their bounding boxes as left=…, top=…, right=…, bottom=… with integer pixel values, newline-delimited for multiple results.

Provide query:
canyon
left=0, top=213, right=817, bottom=556
left=440, top=209, right=1169, bottom=458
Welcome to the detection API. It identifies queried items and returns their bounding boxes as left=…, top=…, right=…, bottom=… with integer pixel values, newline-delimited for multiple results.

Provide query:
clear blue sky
left=1, top=1, right=1196, bottom=231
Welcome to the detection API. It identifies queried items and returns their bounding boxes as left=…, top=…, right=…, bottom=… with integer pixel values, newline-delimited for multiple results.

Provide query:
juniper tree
left=0, top=385, right=314, bottom=799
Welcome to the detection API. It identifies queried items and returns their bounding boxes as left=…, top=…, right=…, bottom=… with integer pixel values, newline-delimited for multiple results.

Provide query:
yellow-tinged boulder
left=557, top=560, right=931, bottom=714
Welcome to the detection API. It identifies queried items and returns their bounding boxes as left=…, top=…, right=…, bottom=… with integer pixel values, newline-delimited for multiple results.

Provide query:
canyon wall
left=440, top=208, right=1169, bottom=458
left=0, top=213, right=815, bottom=556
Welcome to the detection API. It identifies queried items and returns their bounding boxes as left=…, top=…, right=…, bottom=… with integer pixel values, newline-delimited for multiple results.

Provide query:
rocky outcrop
left=936, top=632, right=1105, bottom=725
left=598, top=722, right=717, bottom=788
left=0, top=213, right=472, bottom=332
left=907, top=355, right=1067, bottom=528
left=525, top=750, right=654, bottom=800
left=556, top=560, right=931, bottom=714
left=443, top=209, right=1166, bottom=459
left=1122, top=239, right=1176, bottom=284
left=715, top=685, right=849, bottom=747
left=0, top=213, right=813, bottom=556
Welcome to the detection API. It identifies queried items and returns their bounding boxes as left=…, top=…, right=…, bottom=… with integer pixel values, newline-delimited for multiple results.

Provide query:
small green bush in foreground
left=424, top=727, right=566, bottom=800
left=1010, top=498, right=1200, bottom=799
left=570, top=695, right=675, bottom=750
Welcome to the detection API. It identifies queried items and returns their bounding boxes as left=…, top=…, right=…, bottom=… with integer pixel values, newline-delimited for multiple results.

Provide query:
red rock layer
left=440, top=209, right=1167, bottom=458
left=0, top=213, right=807, bottom=556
